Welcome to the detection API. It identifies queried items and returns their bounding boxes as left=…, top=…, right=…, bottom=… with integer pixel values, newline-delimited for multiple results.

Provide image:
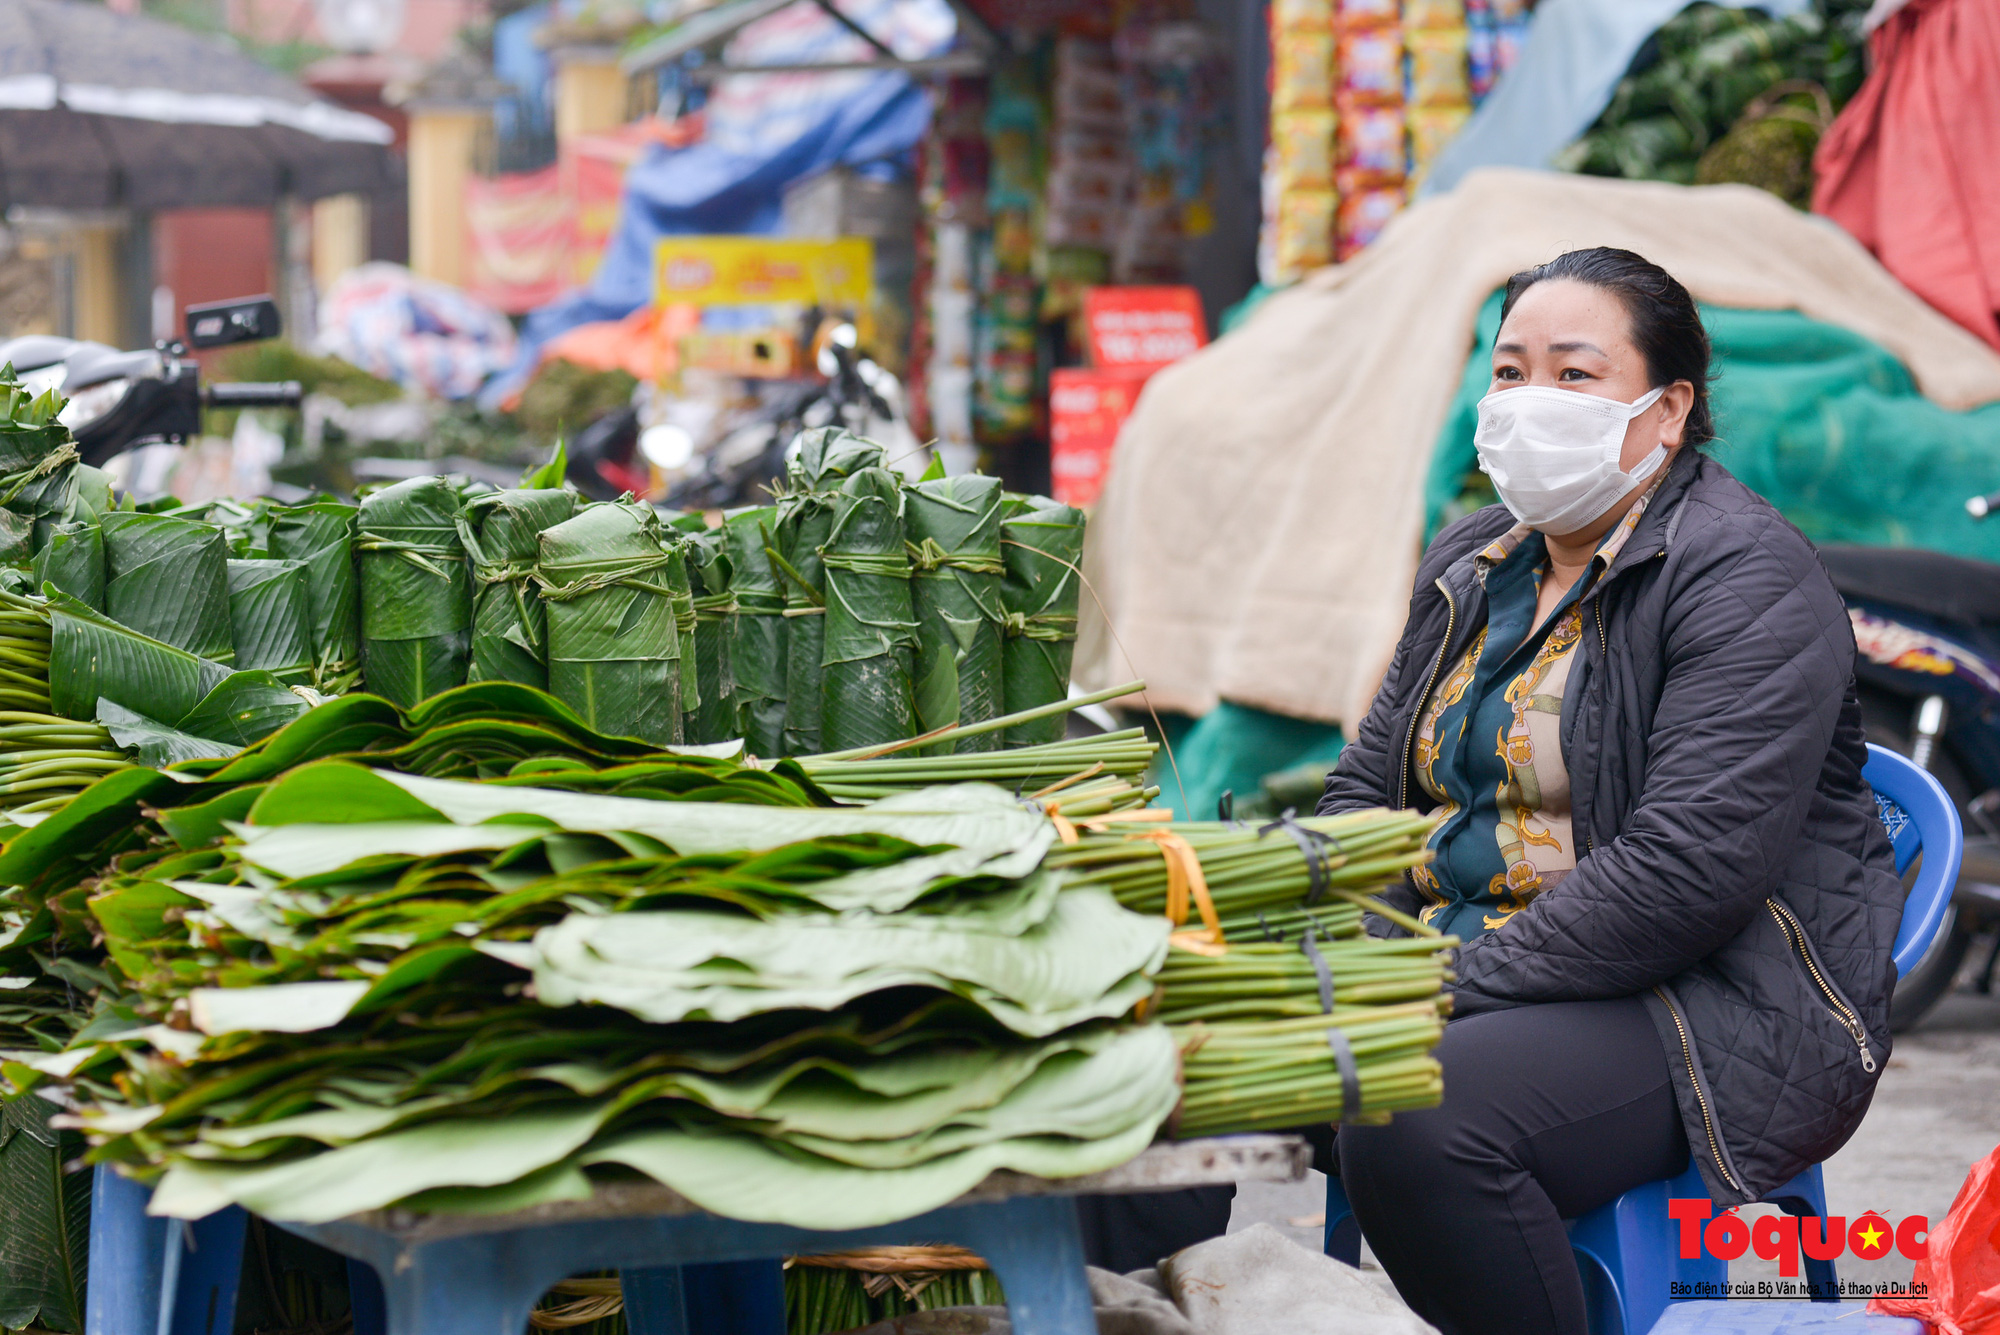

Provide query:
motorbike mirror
left=185, top=296, right=281, bottom=349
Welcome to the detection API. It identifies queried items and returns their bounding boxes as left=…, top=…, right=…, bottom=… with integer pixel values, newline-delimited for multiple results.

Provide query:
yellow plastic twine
left=1128, top=829, right=1227, bottom=957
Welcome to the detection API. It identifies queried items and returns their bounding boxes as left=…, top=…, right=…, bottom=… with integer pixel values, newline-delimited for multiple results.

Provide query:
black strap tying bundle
left=1300, top=924, right=1363, bottom=1122
left=1217, top=790, right=1243, bottom=828
left=1258, top=809, right=1344, bottom=905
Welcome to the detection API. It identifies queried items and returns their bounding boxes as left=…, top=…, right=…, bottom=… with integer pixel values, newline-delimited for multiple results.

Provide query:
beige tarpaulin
left=1075, top=167, right=2000, bottom=729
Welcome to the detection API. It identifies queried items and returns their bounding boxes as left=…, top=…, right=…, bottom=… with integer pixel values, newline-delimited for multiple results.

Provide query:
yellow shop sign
left=653, top=236, right=873, bottom=308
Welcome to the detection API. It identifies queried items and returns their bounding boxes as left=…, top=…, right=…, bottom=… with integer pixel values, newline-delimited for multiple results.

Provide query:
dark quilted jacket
left=1318, top=449, right=1902, bottom=1206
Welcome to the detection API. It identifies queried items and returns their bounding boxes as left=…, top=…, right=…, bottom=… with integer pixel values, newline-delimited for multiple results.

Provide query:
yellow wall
left=407, top=106, right=485, bottom=288
left=554, top=50, right=628, bottom=144
left=312, top=193, right=369, bottom=293
left=71, top=225, right=122, bottom=346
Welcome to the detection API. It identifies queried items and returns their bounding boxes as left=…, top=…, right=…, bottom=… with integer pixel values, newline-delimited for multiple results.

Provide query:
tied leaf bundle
left=999, top=497, right=1084, bottom=747
left=460, top=487, right=576, bottom=689
left=224, top=559, right=313, bottom=684
left=537, top=503, right=682, bottom=746
left=356, top=477, right=472, bottom=708
left=662, top=538, right=699, bottom=726
left=725, top=508, right=787, bottom=756
left=779, top=429, right=888, bottom=756
left=906, top=474, right=1006, bottom=754
left=678, top=523, right=735, bottom=745
left=101, top=511, right=235, bottom=662
left=820, top=469, right=918, bottom=753
left=269, top=501, right=360, bottom=692
left=32, top=519, right=102, bottom=609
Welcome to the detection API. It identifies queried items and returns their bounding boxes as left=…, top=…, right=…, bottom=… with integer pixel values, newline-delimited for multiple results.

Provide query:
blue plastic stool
left=85, top=1167, right=247, bottom=1335
left=1326, top=744, right=1962, bottom=1335
left=83, top=1166, right=785, bottom=1335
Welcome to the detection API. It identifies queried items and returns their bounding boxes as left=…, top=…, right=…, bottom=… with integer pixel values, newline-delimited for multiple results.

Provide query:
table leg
left=367, top=1236, right=576, bottom=1335
left=619, top=1265, right=688, bottom=1335
left=85, top=1165, right=166, bottom=1335
left=160, top=1207, right=247, bottom=1335
left=950, top=1196, right=1098, bottom=1335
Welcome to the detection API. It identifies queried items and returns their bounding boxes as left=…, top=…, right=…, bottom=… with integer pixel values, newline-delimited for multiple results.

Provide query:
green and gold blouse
left=1410, top=475, right=1664, bottom=938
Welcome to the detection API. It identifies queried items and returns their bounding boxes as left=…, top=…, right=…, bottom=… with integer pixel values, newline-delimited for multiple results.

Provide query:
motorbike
left=0, top=295, right=303, bottom=470
left=1821, top=517, right=2000, bottom=1030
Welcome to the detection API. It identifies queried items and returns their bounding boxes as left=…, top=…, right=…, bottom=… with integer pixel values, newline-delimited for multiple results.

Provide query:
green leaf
left=46, top=590, right=232, bottom=725
left=96, top=700, right=236, bottom=768
left=101, top=511, right=235, bottom=661
left=519, top=441, right=569, bottom=491
left=0, top=1095, right=90, bottom=1332
left=528, top=886, right=1165, bottom=1034
left=268, top=501, right=359, bottom=690
left=245, top=761, right=449, bottom=827
left=225, top=559, right=313, bottom=682
left=919, top=452, right=948, bottom=482
left=999, top=497, right=1085, bottom=747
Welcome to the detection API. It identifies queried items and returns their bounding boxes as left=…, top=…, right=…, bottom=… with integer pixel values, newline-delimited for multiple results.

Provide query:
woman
left=1318, top=247, right=1902, bottom=1335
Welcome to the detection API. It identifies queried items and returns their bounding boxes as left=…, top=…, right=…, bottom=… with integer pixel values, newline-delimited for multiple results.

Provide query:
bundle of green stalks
left=1151, top=936, right=1453, bottom=1023
left=1046, top=809, right=1436, bottom=932
left=1172, top=1001, right=1449, bottom=1136
left=786, top=1249, right=1002, bottom=1335
left=0, top=586, right=130, bottom=820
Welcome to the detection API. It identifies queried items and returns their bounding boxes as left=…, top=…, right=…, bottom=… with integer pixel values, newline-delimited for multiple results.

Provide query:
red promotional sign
left=1050, top=366, right=1151, bottom=509
left=1083, top=286, right=1208, bottom=372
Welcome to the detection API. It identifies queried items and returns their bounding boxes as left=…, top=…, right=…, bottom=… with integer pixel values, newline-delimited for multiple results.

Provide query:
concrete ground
left=1227, top=965, right=2000, bottom=1304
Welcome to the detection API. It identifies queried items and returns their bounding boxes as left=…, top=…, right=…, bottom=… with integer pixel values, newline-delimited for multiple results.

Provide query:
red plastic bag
left=1869, top=1142, right=2000, bottom=1334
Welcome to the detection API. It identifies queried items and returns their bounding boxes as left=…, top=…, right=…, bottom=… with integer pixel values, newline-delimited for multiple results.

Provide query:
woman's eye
left=1495, top=366, right=1522, bottom=380
left=1559, top=368, right=1590, bottom=381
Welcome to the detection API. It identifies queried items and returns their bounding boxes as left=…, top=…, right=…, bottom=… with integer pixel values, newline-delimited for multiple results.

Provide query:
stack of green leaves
left=356, top=476, right=472, bottom=707
left=20, top=768, right=1179, bottom=1231
left=775, top=429, right=886, bottom=757
left=905, top=472, right=1006, bottom=753
left=268, top=501, right=361, bottom=693
left=461, top=487, right=577, bottom=688
left=998, top=497, right=1085, bottom=748
left=724, top=508, right=787, bottom=757
left=101, top=511, right=235, bottom=662
left=820, top=469, right=918, bottom=753
left=537, top=503, right=682, bottom=746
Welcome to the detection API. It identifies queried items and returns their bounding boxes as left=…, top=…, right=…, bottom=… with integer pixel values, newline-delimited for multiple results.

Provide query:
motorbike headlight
left=58, top=377, right=132, bottom=429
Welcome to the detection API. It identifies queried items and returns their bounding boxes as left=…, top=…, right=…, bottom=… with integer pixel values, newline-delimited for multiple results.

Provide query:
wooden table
left=89, top=1135, right=1310, bottom=1335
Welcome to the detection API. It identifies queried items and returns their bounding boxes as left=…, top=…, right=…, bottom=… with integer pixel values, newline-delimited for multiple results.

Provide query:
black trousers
left=1339, top=997, right=1690, bottom=1335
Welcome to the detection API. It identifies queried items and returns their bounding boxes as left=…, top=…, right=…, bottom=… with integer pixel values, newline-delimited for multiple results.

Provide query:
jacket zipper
left=1653, top=984, right=1744, bottom=1193
left=1767, top=899, right=1877, bottom=1073
left=1396, top=579, right=1458, bottom=811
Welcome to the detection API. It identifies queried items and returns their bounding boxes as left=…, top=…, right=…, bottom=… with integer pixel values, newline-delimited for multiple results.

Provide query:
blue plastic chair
left=1326, top=743, right=1962, bottom=1335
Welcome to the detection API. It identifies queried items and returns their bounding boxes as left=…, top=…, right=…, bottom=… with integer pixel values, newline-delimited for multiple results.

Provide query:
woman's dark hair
left=1498, top=246, right=1715, bottom=449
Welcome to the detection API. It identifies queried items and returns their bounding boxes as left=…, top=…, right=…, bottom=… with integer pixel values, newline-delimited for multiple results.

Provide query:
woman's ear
left=1658, top=380, right=1696, bottom=448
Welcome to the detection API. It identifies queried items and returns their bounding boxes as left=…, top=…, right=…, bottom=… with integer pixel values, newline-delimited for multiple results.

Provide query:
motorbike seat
left=1818, top=543, right=2000, bottom=629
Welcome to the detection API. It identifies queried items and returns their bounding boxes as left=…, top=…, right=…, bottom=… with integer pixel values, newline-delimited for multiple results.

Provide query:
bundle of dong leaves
left=2, top=746, right=1448, bottom=1232
left=4, top=416, right=1086, bottom=771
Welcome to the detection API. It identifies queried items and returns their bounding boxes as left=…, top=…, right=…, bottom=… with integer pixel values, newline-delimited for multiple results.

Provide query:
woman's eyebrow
left=1547, top=340, right=1607, bottom=355
left=1495, top=341, right=1527, bottom=353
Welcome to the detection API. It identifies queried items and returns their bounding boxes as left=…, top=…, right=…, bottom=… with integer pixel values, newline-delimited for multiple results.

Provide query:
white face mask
left=1474, top=384, right=1668, bottom=534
